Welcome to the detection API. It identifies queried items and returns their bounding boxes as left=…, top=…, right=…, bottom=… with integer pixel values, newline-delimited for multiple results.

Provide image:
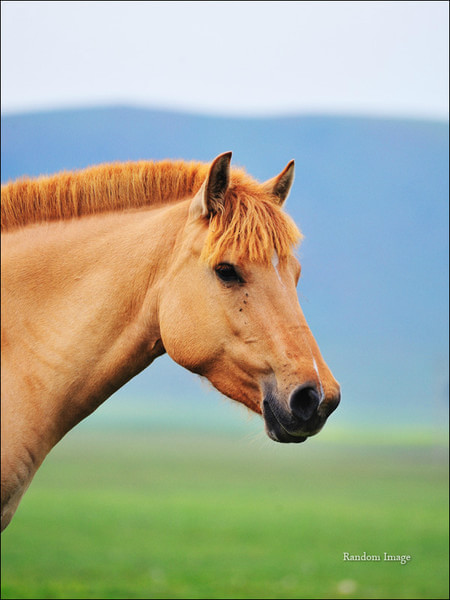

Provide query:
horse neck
left=1, top=201, right=188, bottom=451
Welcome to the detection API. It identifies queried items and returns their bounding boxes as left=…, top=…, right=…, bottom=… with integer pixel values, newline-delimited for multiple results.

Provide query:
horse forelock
left=201, top=175, right=303, bottom=266
left=1, top=160, right=302, bottom=263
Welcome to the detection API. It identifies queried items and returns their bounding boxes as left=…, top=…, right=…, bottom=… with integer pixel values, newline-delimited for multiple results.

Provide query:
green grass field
left=1, top=429, right=448, bottom=599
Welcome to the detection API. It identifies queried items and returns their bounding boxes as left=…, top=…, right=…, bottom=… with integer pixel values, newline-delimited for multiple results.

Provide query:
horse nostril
left=325, top=391, right=341, bottom=416
left=289, top=384, right=320, bottom=421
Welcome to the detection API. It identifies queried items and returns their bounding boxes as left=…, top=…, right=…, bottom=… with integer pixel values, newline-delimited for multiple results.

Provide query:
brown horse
left=1, top=152, right=340, bottom=531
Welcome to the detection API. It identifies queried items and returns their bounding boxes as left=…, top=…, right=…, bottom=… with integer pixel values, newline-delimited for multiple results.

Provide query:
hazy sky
left=1, top=1, right=448, bottom=118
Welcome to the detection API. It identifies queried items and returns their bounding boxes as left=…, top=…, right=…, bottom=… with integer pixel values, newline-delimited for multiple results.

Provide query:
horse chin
left=266, top=426, right=308, bottom=444
left=262, top=399, right=309, bottom=444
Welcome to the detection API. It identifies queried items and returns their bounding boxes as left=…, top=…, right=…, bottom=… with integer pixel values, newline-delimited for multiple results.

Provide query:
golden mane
left=1, top=160, right=302, bottom=264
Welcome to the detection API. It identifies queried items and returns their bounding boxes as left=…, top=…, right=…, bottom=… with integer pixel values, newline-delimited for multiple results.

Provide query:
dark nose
left=289, top=384, right=320, bottom=422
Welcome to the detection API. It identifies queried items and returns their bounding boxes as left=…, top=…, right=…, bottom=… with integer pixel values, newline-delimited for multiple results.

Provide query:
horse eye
left=215, top=263, right=242, bottom=284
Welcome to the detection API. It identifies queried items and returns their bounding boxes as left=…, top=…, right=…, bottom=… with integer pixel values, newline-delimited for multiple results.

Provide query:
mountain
left=1, top=106, right=448, bottom=432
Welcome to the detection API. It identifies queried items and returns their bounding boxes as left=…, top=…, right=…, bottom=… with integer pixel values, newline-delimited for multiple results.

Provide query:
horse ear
left=189, top=152, right=232, bottom=219
left=262, top=160, right=295, bottom=206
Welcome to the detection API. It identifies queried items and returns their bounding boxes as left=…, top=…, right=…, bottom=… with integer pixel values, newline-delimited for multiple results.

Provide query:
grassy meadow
left=1, top=428, right=448, bottom=599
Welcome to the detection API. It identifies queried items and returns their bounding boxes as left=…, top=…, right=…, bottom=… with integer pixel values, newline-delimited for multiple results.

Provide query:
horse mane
left=1, top=160, right=302, bottom=264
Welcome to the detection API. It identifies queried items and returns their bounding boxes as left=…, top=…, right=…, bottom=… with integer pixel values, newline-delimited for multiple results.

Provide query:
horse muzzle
left=262, top=384, right=341, bottom=443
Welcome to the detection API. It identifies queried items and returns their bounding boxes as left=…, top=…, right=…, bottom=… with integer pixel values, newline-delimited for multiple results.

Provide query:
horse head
left=158, top=152, right=340, bottom=443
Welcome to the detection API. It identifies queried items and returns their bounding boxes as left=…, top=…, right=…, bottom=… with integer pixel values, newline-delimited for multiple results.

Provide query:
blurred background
left=1, top=2, right=448, bottom=599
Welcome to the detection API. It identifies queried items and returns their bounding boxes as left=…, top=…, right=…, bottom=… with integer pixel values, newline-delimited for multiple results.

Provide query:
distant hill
left=1, top=106, right=448, bottom=432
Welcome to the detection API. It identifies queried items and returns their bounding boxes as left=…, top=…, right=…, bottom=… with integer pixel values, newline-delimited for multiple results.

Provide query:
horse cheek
left=158, top=289, right=214, bottom=375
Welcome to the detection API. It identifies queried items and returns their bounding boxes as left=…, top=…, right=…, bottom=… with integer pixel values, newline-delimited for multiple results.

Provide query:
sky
left=1, top=1, right=449, bottom=119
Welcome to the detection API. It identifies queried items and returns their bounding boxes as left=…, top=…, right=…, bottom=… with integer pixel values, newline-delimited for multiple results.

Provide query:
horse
left=1, top=152, right=340, bottom=531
